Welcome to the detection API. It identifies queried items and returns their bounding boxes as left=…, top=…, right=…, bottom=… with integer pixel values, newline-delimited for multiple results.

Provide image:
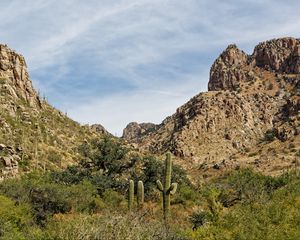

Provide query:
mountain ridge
left=122, top=37, right=300, bottom=176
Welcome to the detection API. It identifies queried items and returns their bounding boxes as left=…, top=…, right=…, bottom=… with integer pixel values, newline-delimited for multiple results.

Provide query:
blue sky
left=1, top=0, right=300, bottom=135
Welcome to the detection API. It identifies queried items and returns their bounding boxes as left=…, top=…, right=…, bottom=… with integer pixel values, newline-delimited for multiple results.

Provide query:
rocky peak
left=252, top=37, right=300, bottom=73
left=208, top=37, right=300, bottom=91
left=208, top=44, right=248, bottom=91
left=122, top=122, right=157, bottom=142
left=0, top=44, right=40, bottom=107
left=220, top=44, right=248, bottom=66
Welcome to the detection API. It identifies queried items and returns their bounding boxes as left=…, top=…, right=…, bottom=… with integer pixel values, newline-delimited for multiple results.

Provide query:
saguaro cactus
left=128, top=179, right=144, bottom=211
left=137, top=180, right=144, bottom=209
left=128, top=179, right=134, bottom=211
left=156, top=153, right=178, bottom=219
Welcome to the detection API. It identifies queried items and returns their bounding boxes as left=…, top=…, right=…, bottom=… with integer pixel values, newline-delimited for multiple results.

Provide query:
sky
left=1, top=0, right=300, bottom=135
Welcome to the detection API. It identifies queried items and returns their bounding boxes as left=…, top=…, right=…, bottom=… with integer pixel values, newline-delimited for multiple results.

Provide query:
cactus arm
left=168, top=183, right=178, bottom=195
left=164, top=153, right=172, bottom=190
left=156, top=180, right=163, bottom=192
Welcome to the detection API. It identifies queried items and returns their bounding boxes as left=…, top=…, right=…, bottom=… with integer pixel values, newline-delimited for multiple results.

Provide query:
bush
left=173, top=184, right=200, bottom=206
left=185, top=169, right=300, bottom=240
left=78, top=137, right=134, bottom=176
left=51, top=165, right=90, bottom=185
left=263, top=129, right=277, bottom=142
left=28, top=182, right=72, bottom=225
left=0, top=172, right=104, bottom=225
left=0, top=195, right=32, bottom=239
left=102, top=189, right=126, bottom=211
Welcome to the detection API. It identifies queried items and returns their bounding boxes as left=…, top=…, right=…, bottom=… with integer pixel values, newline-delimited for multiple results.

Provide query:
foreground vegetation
left=0, top=137, right=299, bottom=239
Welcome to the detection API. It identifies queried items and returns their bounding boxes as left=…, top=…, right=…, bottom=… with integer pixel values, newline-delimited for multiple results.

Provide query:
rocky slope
left=123, top=37, right=300, bottom=176
left=0, top=44, right=104, bottom=179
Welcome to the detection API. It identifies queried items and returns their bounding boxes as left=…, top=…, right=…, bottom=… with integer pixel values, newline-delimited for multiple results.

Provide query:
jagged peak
left=208, top=37, right=300, bottom=91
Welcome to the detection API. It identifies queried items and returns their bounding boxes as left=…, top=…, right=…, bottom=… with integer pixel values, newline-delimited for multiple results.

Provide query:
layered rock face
left=124, top=37, right=300, bottom=172
left=253, top=38, right=300, bottom=73
left=0, top=44, right=40, bottom=107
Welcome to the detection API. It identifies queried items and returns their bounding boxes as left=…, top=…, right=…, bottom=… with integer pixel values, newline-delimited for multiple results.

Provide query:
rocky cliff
left=0, top=44, right=104, bottom=179
left=0, top=44, right=41, bottom=107
left=123, top=37, right=300, bottom=176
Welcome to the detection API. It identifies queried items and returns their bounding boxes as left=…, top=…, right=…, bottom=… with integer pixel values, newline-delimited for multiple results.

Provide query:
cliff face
left=123, top=37, right=300, bottom=175
left=0, top=44, right=40, bottom=107
left=0, top=44, right=104, bottom=179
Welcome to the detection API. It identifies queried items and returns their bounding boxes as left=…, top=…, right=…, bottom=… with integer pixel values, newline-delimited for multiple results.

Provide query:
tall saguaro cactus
left=137, top=180, right=144, bottom=209
left=156, top=153, right=178, bottom=219
left=128, top=179, right=134, bottom=211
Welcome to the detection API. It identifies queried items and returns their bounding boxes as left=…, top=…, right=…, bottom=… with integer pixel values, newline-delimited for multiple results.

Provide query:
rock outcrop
left=252, top=37, right=300, bottom=73
left=122, top=122, right=157, bottom=142
left=90, top=124, right=110, bottom=135
left=208, top=44, right=249, bottom=91
left=0, top=44, right=41, bottom=107
left=0, top=144, right=20, bottom=180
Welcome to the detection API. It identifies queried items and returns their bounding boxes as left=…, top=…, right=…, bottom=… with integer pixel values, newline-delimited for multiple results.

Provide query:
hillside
left=0, top=44, right=106, bottom=179
left=123, top=37, right=300, bottom=177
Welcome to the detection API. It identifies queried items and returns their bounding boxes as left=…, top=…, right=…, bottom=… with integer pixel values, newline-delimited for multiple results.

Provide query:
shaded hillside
left=0, top=44, right=106, bottom=179
left=123, top=37, right=300, bottom=176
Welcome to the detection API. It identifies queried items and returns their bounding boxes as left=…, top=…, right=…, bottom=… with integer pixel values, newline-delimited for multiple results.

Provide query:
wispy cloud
left=1, top=0, right=300, bottom=135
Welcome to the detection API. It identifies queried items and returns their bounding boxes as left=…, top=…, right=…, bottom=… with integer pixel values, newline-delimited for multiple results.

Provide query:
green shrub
left=51, top=165, right=90, bottom=185
left=102, top=189, right=126, bottom=211
left=0, top=172, right=104, bottom=225
left=185, top=169, right=300, bottom=240
left=173, top=184, right=200, bottom=206
left=0, top=195, right=32, bottom=239
left=263, top=129, right=277, bottom=142
left=78, top=137, right=133, bottom=176
left=28, top=181, right=71, bottom=225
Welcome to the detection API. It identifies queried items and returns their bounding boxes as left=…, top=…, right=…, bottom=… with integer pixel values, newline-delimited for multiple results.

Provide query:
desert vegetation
left=0, top=137, right=300, bottom=239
